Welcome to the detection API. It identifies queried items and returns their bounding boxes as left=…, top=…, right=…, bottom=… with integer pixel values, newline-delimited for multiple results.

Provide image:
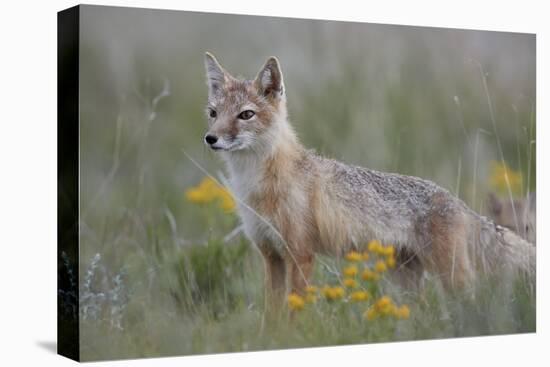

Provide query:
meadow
left=70, top=5, right=535, bottom=361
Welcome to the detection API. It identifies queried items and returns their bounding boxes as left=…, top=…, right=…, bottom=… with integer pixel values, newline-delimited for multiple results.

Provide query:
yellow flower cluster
left=489, top=161, right=523, bottom=196
left=343, top=265, right=358, bottom=277
left=361, top=268, right=380, bottom=281
left=346, top=242, right=396, bottom=278
left=342, top=242, right=396, bottom=285
left=364, top=296, right=410, bottom=321
left=344, top=278, right=358, bottom=288
left=185, top=177, right=236, bottom=212
left=350, top=290, right=370, bottom=302
left=322, top=286, right=345, bottom=301
left=374, top=260, right=387, bottom=273
left=368, top=240, right=395, bottom=257
left=345, top=251, right=363, bottom=262
left=367, top=241, right=397, bottom=271
left=287, top=292, right=306, bottom=311
left=286, top=241, right=410, bottom=325
left=305, top=285, right=318, bottom=293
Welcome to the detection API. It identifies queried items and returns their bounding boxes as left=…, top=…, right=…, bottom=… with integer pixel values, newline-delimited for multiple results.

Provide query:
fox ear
left=487, top=192, right=502, bottom=216
left=255, top=57, right=284, bottom=98
left=204, top=52, right=227, bottom=94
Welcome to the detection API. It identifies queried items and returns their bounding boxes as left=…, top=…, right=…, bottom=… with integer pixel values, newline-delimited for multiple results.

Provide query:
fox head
left=203, top=52, right=288, bottom=153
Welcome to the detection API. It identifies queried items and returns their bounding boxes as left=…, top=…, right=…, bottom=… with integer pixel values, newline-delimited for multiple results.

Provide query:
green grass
left=77, top=228, right=535, bottom=361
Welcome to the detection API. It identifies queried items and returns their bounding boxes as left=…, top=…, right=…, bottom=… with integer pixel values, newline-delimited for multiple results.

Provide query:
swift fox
left=202, top=52, right=535, bottom=304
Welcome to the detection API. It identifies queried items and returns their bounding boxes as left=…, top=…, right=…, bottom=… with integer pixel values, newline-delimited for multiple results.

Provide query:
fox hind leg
left=427, top=210, right=474, bottom=290
left=393, top=248, right=426, bottom=290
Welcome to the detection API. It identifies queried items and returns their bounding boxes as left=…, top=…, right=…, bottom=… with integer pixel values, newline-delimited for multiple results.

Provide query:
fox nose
left=204, top=134, right=218, bottom=145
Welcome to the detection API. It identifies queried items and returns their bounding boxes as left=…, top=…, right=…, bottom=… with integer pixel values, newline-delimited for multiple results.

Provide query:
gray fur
left=313, top=151, right=535, bottom=277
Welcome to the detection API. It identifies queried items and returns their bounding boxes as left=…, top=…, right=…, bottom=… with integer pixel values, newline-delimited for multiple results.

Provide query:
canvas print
left=58, top=5, right=536, bottom=362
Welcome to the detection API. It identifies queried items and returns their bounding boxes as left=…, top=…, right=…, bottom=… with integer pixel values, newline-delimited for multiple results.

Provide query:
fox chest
left=234, top=184, right=308, bottom=252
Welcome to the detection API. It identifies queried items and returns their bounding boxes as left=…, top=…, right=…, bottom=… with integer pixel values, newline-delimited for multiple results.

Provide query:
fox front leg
left=258, top=244, right=287, bottom=313
left=287, top=251, right=314, bottom=295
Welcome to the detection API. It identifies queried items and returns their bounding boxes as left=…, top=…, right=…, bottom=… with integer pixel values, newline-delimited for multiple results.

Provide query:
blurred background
left=74, top=5, right=535, bottom=360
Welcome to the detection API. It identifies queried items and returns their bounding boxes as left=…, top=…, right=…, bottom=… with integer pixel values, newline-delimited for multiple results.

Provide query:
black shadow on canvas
left=58, top=5, right=80, bottom=362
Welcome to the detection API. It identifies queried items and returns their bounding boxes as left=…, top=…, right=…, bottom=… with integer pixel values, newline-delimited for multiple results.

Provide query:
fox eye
left=208, top=108, right=217, bottom=118
left=238, top=110, right=255, bottom=120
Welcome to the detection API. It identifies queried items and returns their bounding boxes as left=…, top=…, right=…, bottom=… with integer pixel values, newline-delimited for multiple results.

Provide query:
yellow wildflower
left=488, top=161, right=523, bottom=196
left=185, top=177, right=218, bottom=204
left=394, top=305, right=410, bottom=319
left=305, top=285, right=318, bottom=294
left=386, top=256, right=396, bottom=269
left=375, top=296, right=395, bottom=315
left=361, top=268, right=380, bottom=282
left=381, top=304, right=396, bottom=316
left=195, top=177, right=218, bottom=200
left=368, top=240, right=383, bottom=254
left=362, top=251, right=370, bottom=261
left=322, top=286, right=345, bottom=301
left=376, top=296, right=392, bottom=308
left=287, top=293, right=305, bottom=311
left=350, top=290, right=370, bottom=302
left=185, top=177, right=236, bottom=213
left=374, top=260, right=387, bottom=273
left=364, top=307, right=378, bottom=321
left=185, top=188, right=210, bottom=204
left=218, top=188, right=236, bottom=212
left=332, top=287, right=345, bottom=299
left=382, top=245, right=395, bottom=257
left=343, top=265, right=358, bottom=277
left=345, top=251, right=363, bottom=262
left=343, top=278, right=358, bottom=288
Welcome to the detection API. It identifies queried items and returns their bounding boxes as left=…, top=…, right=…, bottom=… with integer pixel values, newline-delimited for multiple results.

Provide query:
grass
left=77, top=230, right=535, bottom=361
left=72, top=6, right=536, bottom=361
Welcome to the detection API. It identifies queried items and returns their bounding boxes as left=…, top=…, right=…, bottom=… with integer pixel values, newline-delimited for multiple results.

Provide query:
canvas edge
left=57, top=4, right=80, bottom=362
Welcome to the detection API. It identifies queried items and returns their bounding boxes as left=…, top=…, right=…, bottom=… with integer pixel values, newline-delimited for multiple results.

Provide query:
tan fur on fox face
left=203, top=53, right=286, bottom=152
